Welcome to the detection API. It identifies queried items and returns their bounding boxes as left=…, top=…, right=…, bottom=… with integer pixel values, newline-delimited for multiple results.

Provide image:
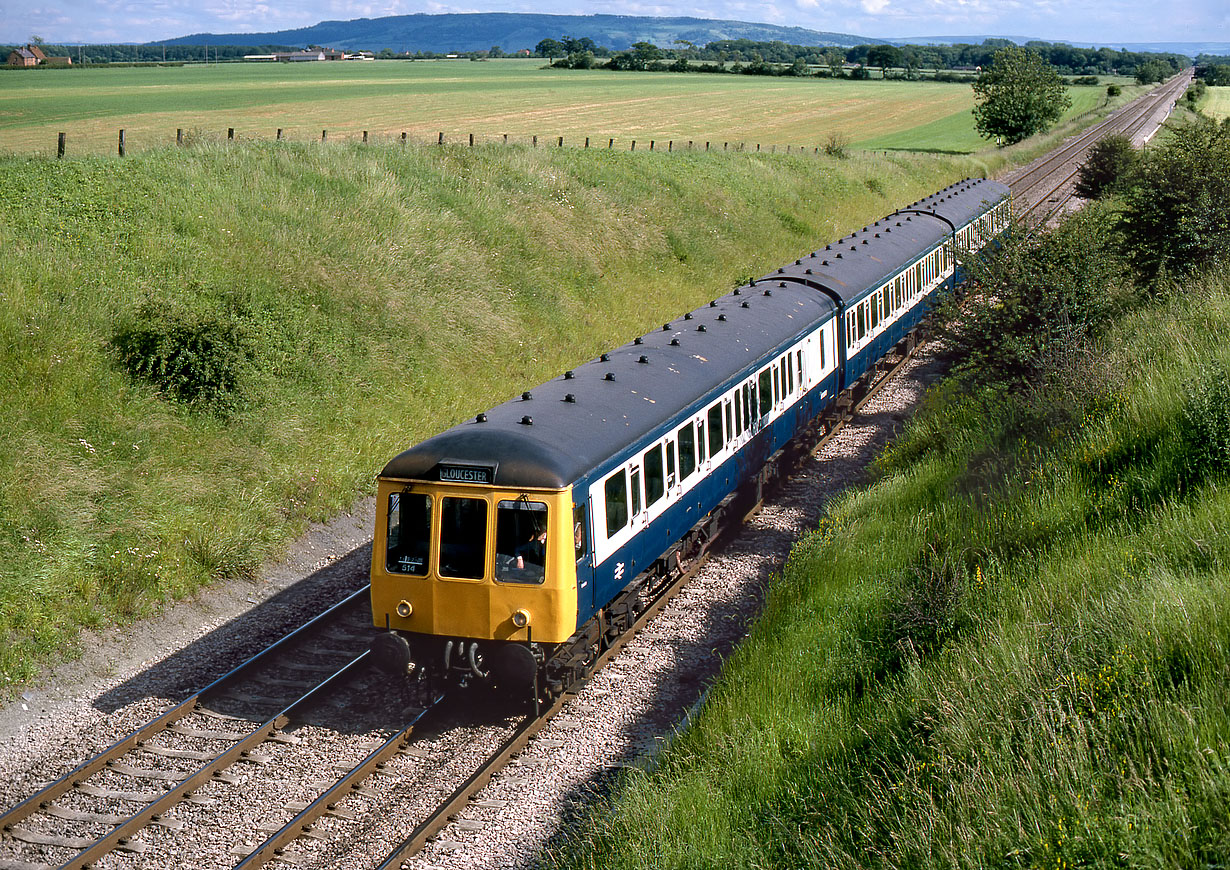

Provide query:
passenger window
left=787, top=354, right=795, bottom=394
left=439, top=497, right=488, bottom=580
left=707, top=403, right=724, bottom=457
left=630, top=468, right=642, bottom=516
left=758, top=369, right=772, bottom=417
left=857, top=303, right=867, bottom=340
left=743, top=383, right=751, bottom=427
left=605, top=471, right=628, bottom=538
left=773, top=366, right=781, bottom=403
left=495, top=499, right=548, bottom=584
left=734, top=391, right=743, bottom=435
left=666, top=441, right=677, bottom=486
left=870, top=295, right=880, bottom=328
left=386, top=492, right=431, bottom=576
left=725, top=399, right=734, bottom=441
left=697, top=421, right=707, bottom=462
left=678, top=424, right=696, bottom=479
left=644, top=445, right=665, bottom=506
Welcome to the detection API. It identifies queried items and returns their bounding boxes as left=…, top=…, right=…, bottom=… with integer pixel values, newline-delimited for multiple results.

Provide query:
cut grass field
left=0, top=59, right=1145, bottom=158
left=0, top=140, right=986, bottom=688
left=1199, top=85, right=1230, bottom=120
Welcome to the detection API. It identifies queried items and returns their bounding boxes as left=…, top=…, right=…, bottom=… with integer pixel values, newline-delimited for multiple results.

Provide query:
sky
left=1, top=0, right=1224, bottom=47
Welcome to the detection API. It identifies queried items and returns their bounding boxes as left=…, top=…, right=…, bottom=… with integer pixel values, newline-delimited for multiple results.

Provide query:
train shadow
left=92, top=541, right=374, bottom=722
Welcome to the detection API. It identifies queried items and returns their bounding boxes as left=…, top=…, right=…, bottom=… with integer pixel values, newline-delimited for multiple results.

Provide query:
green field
left=1200, top=85, right=1230, bottom=120
left=0, top=60, right=1143, bottom=157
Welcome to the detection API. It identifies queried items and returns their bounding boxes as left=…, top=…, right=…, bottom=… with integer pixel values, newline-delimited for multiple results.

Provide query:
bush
left=939, top=206, right=1129, bottom=389
left=1119, top=117, right=1230, bottom=280
left=1074, top=133, right=1138, bottom=200
left=111, top=300, right=252, bottom=415
left=1072, top=75, right=1100, bottom=85
left=1107, top=83, right=1122, bottom=97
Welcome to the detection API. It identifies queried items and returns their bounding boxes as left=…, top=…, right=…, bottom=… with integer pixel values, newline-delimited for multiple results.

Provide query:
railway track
left=0, top=589, right=376, bottom=870
left=1007, top=69, right=1194, bottom=222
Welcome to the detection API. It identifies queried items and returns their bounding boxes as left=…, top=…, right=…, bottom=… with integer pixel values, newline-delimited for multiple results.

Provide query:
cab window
left=495, top=499, right=548, bottom=584
left=386, top=492, right=431, bottom=576
left=438, top=497, right=488, bottom=580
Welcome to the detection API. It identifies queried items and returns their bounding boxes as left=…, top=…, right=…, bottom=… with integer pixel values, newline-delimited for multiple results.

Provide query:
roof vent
left=663, top=323, right=671, bottom=331
left=777, top=267, right=785, bottom=274
left=476, top=413, right=487, bottom=423
left=779, top=281, right=786, bottom=288
left=836, top=253, right=843, bottom=259
left=638, top=355, right=649, bottom=364
left=717, top=314, right=728, bottom=321
left=896, top=222, right=902, bottom=227
left=795, top=259, right=802, bottom=265
left=733, top=288, right=742, bottom=296
left=764, top=289, right=773, bottom=297
left=821, top=260, right=829, bottom=266
left=670, top=338, right=680, bottom=346
left=805, top=268, right=813, bottom=275
left=862, top=240, right=869, bottom=245
left=604, top=372, right=616, bottom=381
left=600, top=353, right=610, bottom=362
left=684, top=312, right=693, bottom=320
left=850, top=246, right=857, bottom=251
left=741, top=301, right=750, bottom=308
left=522, top=391, right=533, bottom=401
left=564, top=393, right=576, bottom=403
left=697, top=324, right=707, bottom=332
left=710, top=300, right=718, bottom=307
left=634, top=336, right=643, bottom=345
left=520, top=415, right=533, bottom=425
left=564, top=370, right=575, bottom=380
left=825, top=244, right=832, bottom=251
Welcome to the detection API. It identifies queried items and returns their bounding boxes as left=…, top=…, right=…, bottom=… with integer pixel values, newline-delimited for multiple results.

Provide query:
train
left=369, top=177, right=1011, bottom=702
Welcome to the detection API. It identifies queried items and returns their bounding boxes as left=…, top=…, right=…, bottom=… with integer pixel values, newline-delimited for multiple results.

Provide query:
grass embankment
left=0, top=142, right=984, bottom=688
left=546, top=132, right=1230, bottom=866
left=1199, top=85, right=1230, bottom=120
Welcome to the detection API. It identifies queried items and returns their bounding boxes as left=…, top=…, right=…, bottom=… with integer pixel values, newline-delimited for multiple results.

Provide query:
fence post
left=177, top=128, right=184, bottom=145
left=469, top=133, right=474, bottom=146
left=585, top=137, right=590, bottom=148
left=631, top=140, right=636, bottom=151
left=723, top=142, right=727, bottom=151
left=706, top=141, right=710, bottom=151
left=608, top=138, right=614, bottom=149
left=438, top=132, right=444, bottom=145
left=688, top=140, right=693, bottom=150
left=118, top=129, right=125, bottom=157
left=228, top=128, right=234, bottom=140
left=503, top=133, right=508, bottom=145
left=649, top=140, right=654, bottom=151
left=363, top=130, right=368, bottom=143
left=532, top=135, right=537, bottom=147
left=57, top=132, right=65, bottom=158
left=402, top=132, right=407, bottom=145
left=276, top=128, right=283, bottom=140
left=558, top=136, right=563, bottom=147
left=322, top=130, right=327, bottom=142
left=668, top=140, right=672, bottom=152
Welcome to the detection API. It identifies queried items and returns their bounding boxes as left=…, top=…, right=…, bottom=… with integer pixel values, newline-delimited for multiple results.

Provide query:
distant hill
left=897, top=35, right=1229, bottom=56
left=151, top=13, right=886, bottom=53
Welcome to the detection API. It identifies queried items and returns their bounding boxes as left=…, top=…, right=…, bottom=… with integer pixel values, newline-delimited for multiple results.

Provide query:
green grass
left=0, top=140, right=986, bottom=689
left=543, top=263, right=1230, bottom=867
left=1199, top=85, right=1230, bottom=120
left=1, top=60, right=986, bottom=156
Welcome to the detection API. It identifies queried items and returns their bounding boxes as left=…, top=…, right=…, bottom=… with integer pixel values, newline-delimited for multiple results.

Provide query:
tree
left=972, top=46, right=1072, bottom=144
left=1074, top=134, right=1138, bottom=200
left=535, top=38, right=564, bottom=59
left=866, top=44, right=902, bottom=78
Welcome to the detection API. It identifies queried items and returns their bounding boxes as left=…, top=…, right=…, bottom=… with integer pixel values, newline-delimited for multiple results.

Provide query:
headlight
left=511, top=609, right=531, bottom=628
left=396, top=599, right=413, bottom=618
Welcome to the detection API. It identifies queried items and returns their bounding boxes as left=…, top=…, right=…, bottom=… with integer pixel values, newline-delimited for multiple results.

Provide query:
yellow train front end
left=369, top=468, right=581, bottom=691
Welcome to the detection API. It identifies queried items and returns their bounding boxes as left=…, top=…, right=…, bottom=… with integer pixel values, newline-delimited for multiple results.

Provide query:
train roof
left=382, top=281, right=836, bottom=489
left=381, top=178, right=1009, bottom=491
left=765, top=178, right=1010, bottom=303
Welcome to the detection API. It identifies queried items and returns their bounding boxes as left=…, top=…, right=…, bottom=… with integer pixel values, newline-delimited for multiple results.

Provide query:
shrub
left=1072, top=75, right=1100, bottom=85
left=1179, top=361, right=1230, bottom=481
left=939, top=206, right=1128, bottom=389
left=1119, top=117, right=1230, bottom=280
left=111, top=300, right=252, bottom=415
left=1074, top=133, right=1138, bottom=200
left=1107, top=83, right=1122, bottom=97
left=823, top=133, right=849, bottom=158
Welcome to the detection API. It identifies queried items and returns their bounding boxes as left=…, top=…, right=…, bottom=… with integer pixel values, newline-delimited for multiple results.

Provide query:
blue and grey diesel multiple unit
left=369, top=178, right=1012, bottom=700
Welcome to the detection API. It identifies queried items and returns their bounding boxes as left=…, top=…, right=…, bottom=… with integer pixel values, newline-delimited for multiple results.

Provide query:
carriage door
left=575, top=499, right=596, bottom=610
